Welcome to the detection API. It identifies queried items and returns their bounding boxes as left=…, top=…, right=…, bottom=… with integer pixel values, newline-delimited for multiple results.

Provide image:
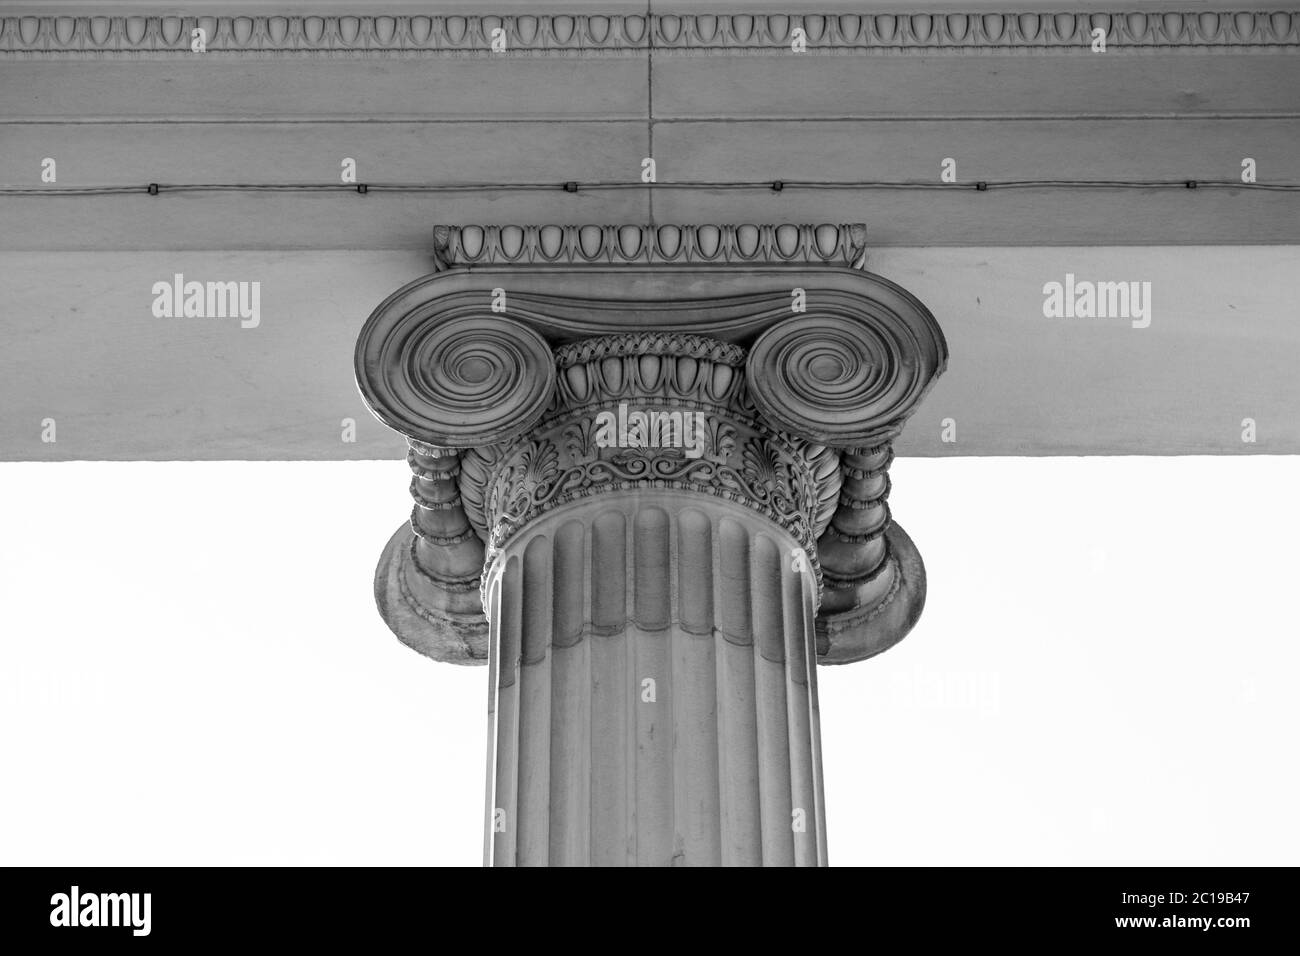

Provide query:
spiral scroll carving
left=746, top=310, right=945, bottom=446
left=355, top=313, right=556, bottom=448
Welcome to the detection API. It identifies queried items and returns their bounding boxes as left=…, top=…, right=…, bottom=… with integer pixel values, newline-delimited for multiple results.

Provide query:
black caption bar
left=0, top=866, right=1291, bottom=945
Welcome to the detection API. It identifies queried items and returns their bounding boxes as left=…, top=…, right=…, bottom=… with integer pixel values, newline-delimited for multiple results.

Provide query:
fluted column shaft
left=483, top=491, right=826, bottom=867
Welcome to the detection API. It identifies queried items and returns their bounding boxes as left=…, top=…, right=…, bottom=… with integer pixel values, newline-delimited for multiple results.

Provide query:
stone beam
left=5, top=8, right=1299, bottom=251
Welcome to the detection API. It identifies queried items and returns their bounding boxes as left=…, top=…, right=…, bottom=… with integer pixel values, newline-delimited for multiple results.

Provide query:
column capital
left=355, top=223, right=946, bottom=665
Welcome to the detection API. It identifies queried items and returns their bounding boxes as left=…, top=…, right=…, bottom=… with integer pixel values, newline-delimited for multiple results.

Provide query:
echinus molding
left=1, top=12, right=1298, bottom=57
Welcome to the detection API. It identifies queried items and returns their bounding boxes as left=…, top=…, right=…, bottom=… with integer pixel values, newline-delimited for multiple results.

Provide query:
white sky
left=1, top=457, right=1296, bottom=866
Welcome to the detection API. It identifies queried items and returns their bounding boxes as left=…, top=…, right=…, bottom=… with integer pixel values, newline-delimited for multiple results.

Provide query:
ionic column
left=353, top=223, right=948, bottom=867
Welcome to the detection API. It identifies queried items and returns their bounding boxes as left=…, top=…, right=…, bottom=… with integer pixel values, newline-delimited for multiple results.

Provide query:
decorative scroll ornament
left=746, top=311, right=946, bottom=445
left=355, top=313, right=556, bottom=448
left=432, top=224, right=868, bottom=270
left=4, top=12, right=1296, bottom=57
